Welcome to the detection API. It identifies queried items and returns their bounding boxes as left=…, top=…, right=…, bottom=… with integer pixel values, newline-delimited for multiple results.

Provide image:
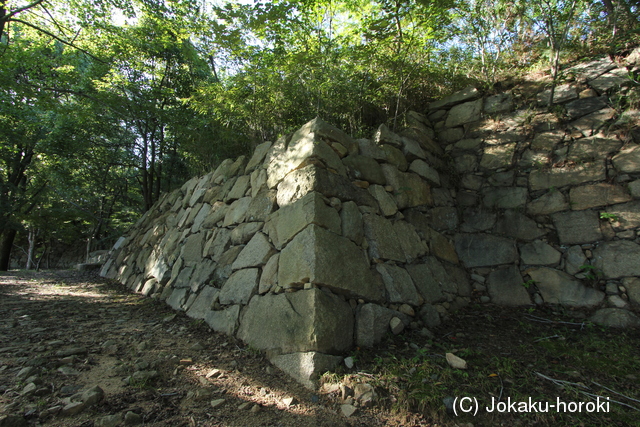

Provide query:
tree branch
left=8, top=18, right=105, bottom=63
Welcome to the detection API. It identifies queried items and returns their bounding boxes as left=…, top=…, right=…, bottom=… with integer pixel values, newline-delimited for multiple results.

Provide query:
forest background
left=0, top=0, right=638, bottom=270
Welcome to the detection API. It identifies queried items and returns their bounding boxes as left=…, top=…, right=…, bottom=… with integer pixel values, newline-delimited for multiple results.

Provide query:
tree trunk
left=0, top=229, right=17, bottom=271
left=26, top=227, right=36, bottom=269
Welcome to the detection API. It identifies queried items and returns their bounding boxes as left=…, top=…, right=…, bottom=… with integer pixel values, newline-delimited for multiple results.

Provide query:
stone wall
left=101, top=51, right=640, bottom=388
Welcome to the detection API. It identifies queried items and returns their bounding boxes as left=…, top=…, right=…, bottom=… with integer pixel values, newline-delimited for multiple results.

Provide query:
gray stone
left=340, top=201, right=364, bottom=245
left=606, top=200, right=640, bottom=231
left=167, top=288, right=189, bottom=310
left=428, top=206, right=458, bottom=231
left=245, top=141, right=272, bottom=173
left=381, top=164, right=432, bottom=209
left=376, top=264, right=421, bottom=306
left=439, top=127, right=465, bottom=144
left=393, top=221, right=427, bottom=262
left=363, top=214, right=405, bottom=262
left=401, top=136, right=428, bottom=161
left=628, top=180, right=640, bottom=198
left=267, top=119, right=347, bottom=189
left=205, top=228, right=231, bottom=261
left=380, top=144, right=409, bottom=171
left=219, top=268, right=260, bottom=305
left=569, top=184, right=631, bottom=210
left=483, top=187, right=528, bottom=209
left=202, top=202, right=228, bottom=228
left=566, top=96, right=608, bottom=119
left=237, top=289, right=354, bottom=354
left=373, top=123, right=404, bottom=148
left=487, top=266, right=531, bottom=305
left=190, top=259, right=217, bottom=292
left=406, top=263, right=445, bottom=304
left=531, top=130, right=564, bottom=151
left=529, top=161, right=606, bottom=191
left=446, top=98, right=483, bottom=127
left=455, top=154, right=478, bottom=173
left=212, top=246, right=244, bottom=285
left=231, top=232, right=275, bottom=270
left=589, top=308, right=640, bottom=328
left=95, top=415, right=121, bottom=427
left=279, top=224, right=383, bottom=301
left=592, top=240, right=640, bottom=279
left=612, top=144, right=640, bottom=173
left=265, top=191, right=341, bottom=249
left=520, top=241, right=561, bottom=266
left=250, top=168, right=268, bottom=197
left=368, top=185, right=398, bottom=217
left=226, top=175, right=251, bottom=201
left=342, top=154, right=386, bottom=185
left=568, top=57, right=616, bottom=81
left=484, top=93, right=513, bottom=114
left=527, top=190, right=569, bottom=216
left=230, top=222, right=264, bottom=245
left=409, top=159, right=440, bottom=186
left=191, top=204, right=212, bottom=233
left=204, top=305, right=241, bottom=335
left=537, top=83, right=578, bottom=106
left=590, top=68, right=631, bottom=93
left=258, top=253, right=279, bottom=294
left=488, top=170, right=515, bottom=187
left=429, top=230, right=459, bottom=264
left=568, top=108, right=616, bottom=136
left=460, top=208, right=496, bottom=232
left=622, top=277, right=640, bottom=306
left=455, top=234, right=518, bottom=268
left=568, top=135, right=622, bottom=161
left=357, top=138, right=386, bottom=161
left=270, top=352, right=343, bottom=390
left=181, top=232, right=205, bottom=264
left=222, top=197, right=252, bottom=226
left=429, top=86, right=480, bottom=110
left=245, top=187, right=276, bottom=222
left=495, top=210, right=546, bottom=241
left=552, top=210, right=603, bottom=245
left=480, top=143, right=516, bottom=169
left=356, top=304, right=408, bottom=347
left=565, top=245, right=587, bottom=275
left=418, top=304, right=441, bottom=328
left=455, top=138, right=482, bottom=150
left=390, top=317, right=404, bottom=334
left=276, top=165, right=378, bottom=208
left=186, top=286, right=219, bottom=319
left=528, top=267, right=604, bottom=307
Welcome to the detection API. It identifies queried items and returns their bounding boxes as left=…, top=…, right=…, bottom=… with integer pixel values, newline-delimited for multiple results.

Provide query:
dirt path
left=0, top=270, right=402, bottom=427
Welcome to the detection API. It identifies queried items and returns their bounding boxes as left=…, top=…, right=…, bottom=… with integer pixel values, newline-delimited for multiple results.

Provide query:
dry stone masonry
left=102, top=51, right=640, bottom=388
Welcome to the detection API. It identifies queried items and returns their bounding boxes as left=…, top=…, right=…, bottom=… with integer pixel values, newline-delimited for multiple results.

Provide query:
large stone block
left=186, top=286, right=219, bottom=319
left=480, top=143, right=516, bottom=170
left=394, top=221, right=428, bottom=262
left=529, top=162, right=606, bottom=191
left=363, top=214, right=405, bottom=262
left=409, top=159, right=440, bottom=186
left=495, top=210, right=546, bottom=241
left=340, top=201, right=364, bottom=245
left=520, top=241, right=561, bottom=266
left=237, top=289, right=354, bottom=354
left=222, top=197, right=252, bottom=226
left=342, top=154, right=386, bottom=185
left=231, top=232, right=276, bottom=270
left=276, top=165, right=378, bottom=208
left=552, top=210, right=603, bottom=245
left=265, top=191, right=341, bottom=249
left=483, top=187, right=528, bottom=209
left=245, top=141, right=272, bottom=173
left=381, top=164, right=432, bottom=209
left=612, top=144, right=640, bottom=173
left=455, top=234, right=518, bottom=268
left=569, top=184, right=631, bottom=210
left=204, top=305, right=241, bottom=335
left=218, top=268, right=260, bottom=305
left=528, top=267, right=604, bottom=307
left=356, top=304, right=409, bottom=347
left=592, top=240, right=640, bottom=279
left=487, top=266, right=531, bottom=305
left=429, top=86, right=480, bottom=110
left=527, top=190, right=569, bottom=216
left=405, top=262, right=445, bottom=304
left=376, top=264, right=421, bottom=306
left=368, top=185, right=398, bottom=217
left=446, top=98, right=483, bottom=127
left=245, top=186, right=276, bottom=222
left=267, top=118, right=348, bottom=189
left=278, top=224, right=383, bottom=301
left=605, top=200, right=640, bottom=231
left=270, top=352, right=343, bottom=390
